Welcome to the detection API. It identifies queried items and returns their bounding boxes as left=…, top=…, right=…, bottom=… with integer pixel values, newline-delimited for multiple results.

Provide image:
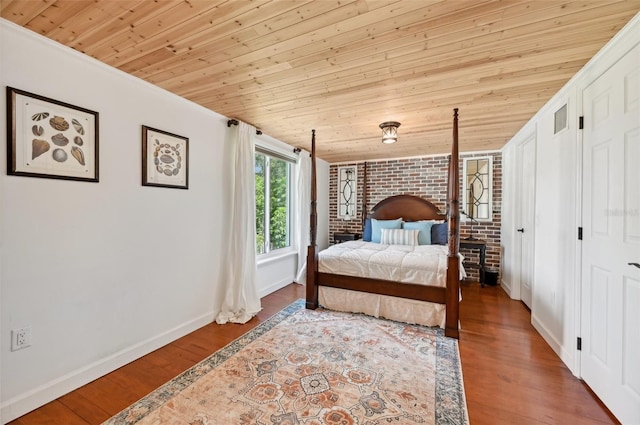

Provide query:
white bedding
left=317, top=240, right=465, bottom=328
left=319, top=240, right=459, bottom=286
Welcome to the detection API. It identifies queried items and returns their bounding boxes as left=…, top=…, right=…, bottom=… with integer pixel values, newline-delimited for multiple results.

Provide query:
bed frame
left=305, top=109, right=461, bottom=338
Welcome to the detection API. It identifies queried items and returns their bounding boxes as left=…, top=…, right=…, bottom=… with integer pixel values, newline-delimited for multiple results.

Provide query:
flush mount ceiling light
left=379, top=121, right=401, bottom=144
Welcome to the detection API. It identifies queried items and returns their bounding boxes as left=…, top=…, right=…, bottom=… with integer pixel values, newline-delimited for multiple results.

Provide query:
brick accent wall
left=329, top=152, right=502, bottom=282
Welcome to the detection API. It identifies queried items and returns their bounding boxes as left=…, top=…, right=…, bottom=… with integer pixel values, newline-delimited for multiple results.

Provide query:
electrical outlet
left=11, top=326, right=32, bottom=351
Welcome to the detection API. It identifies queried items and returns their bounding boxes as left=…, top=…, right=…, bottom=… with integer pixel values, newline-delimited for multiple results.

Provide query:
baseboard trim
left=531, top=313, right=576, bottom=375
left=1, top=311, right=213, bottom=424
left=500, top=278, right=513, bottom=297
left=259, top=278, right=294, bottom=298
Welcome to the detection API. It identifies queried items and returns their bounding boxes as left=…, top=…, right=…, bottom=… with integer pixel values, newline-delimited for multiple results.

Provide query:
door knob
left=517, top=228, right=524, bottom=233
left=629, top=263, right=640, bottom=269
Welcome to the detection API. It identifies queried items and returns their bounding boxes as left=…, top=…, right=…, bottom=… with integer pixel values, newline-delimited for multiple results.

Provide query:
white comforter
left=318, top=240, right=455, bottom=287
left=317, top=240, right=465, bottom=327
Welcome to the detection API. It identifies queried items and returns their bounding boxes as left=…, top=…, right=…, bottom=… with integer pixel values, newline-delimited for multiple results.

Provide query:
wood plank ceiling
left=2, top=1, right=638, bottom=163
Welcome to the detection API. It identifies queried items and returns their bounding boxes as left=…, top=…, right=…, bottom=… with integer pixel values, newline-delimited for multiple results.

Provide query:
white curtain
left=215, top=122, right=261, bottom=324
left=294, top=150, right=311, bottom=284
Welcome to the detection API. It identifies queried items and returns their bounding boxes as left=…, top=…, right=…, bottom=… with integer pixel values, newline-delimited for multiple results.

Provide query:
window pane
left=255, top=153, right=266, bottom=254
left=464, top=157, right=492, bottom=221
left=269, top=158, right=290, bottom=250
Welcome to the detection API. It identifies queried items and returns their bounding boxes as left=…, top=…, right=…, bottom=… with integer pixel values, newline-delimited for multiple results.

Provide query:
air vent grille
left=554, top=104, right=568, bottom=134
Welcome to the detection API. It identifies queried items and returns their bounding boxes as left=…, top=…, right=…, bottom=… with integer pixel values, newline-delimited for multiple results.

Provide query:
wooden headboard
left=370, top=194, right=446, bottom=221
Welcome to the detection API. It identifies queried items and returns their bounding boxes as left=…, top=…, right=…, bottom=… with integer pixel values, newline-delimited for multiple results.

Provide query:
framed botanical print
left=6, top=86, right=99, bottom=182
left=142, top=125, right=189, bottom=189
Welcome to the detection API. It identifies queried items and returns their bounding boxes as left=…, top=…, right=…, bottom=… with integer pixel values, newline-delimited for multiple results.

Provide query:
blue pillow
left=363, top=218, right=372, bottom=242
left=403, top=221, right=434, bottom=245
left=371, top=218, right=403, bottom=243
left=431, top=222, right=448, bottom=245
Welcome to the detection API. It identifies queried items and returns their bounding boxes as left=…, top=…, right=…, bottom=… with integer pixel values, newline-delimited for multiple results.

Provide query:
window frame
left=255, top=145, right=295, bottom=257
left=462, top=155, right=493, bottom=223
left=337, top=165, right=357, bottom=219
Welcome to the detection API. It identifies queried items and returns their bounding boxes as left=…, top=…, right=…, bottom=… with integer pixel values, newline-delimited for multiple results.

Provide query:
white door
left=581, top=43, right=640, bottom=425
left=517, top=133, right=536, bottom=309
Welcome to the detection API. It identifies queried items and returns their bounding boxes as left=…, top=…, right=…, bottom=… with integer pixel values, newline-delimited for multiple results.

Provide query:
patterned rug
left=104, top=300, right=468, bottom=424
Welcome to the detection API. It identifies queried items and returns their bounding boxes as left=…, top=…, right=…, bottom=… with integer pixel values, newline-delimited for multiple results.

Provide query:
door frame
left=513, top=128, right=537, bottom=303
left=575, top=40, right=640, bottom=380
left=576, top=41, right=640, bottom=424
left=574, top=86, right=585, bottom=377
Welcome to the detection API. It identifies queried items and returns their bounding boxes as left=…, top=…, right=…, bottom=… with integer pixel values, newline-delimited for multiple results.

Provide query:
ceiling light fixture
left=379, top=121, right=401, bottom=144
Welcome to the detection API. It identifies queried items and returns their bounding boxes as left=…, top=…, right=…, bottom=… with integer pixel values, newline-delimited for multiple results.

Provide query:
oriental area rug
left=104, top=300, right=468, bottom=424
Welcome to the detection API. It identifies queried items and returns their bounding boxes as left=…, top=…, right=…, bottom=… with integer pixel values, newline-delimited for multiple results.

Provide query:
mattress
left=318, top=240, right=454, bottom=287
left=317, top=240, right=465, bottom=328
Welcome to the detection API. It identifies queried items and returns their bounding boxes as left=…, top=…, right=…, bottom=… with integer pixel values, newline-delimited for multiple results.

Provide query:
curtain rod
left=227, top=118, right=301, bottom=154
left=226, top=118, right=262, bottom=135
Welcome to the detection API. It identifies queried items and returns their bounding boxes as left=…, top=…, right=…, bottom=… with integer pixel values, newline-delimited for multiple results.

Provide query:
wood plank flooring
left=458, top=283, right=618, bottom=425
left=9, top=283, right=619, bottom=424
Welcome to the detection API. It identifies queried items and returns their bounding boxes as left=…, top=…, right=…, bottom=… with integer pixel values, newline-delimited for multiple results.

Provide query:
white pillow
left=380, top=228, right=419, bottom=246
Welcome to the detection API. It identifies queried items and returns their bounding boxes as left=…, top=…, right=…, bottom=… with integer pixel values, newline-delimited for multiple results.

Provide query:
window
left=337, top=165, right=357, bottom=219
left=255, top=147, right=292, bottom=255
left=462, top=156, right=493, bottom=222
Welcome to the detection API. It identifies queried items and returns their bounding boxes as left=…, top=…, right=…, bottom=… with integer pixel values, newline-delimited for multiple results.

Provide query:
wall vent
left=554, top=104, right=568, bottom=134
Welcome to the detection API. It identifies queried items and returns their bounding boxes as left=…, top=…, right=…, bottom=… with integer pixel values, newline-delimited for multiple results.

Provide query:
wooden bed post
left=361, top=162, right=368, bottom=228
left=445, top=108, right=461, bottom=339
left=306, top=129, right=319, bottom=309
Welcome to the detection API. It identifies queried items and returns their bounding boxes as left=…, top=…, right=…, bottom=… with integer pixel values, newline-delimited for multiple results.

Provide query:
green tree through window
left=255, top=154, right=266, bottom=254
left=255, top=151, right=290, bottom=254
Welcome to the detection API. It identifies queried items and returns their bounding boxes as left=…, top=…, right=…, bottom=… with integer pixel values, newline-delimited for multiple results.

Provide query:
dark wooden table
left=334, top=232, right=361, bottom=244
left=460, top=238, right=486, bottom=286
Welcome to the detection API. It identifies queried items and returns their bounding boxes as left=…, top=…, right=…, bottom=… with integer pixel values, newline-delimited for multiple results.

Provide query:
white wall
left=0, top=21, right=223, bottom=422
left=501, top=13, right=640, bottom=375
left=0, top=20, right=329, bottom=422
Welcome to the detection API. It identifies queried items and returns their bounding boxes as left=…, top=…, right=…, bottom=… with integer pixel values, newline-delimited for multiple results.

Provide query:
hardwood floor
left=9, top=283, right=618, bottom=424
left=458, top=283, right=618, bottom=425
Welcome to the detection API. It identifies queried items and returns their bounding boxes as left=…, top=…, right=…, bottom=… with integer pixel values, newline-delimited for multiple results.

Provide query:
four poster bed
left=305, top=108, right=462, bottom=339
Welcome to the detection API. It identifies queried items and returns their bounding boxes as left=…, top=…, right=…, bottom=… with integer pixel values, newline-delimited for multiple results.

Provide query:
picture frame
left=142, top=125, right=189, bottom=189
left=6, top=86, right=99, bottom=182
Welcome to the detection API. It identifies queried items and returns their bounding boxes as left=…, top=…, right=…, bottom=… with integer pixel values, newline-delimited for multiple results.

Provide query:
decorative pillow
left=363, top=218, right=372, bottom=242
left=402, top=221, right=434, bottom=245
left=380, top=228, right=419, bottom=246
left=371, top=218, right=403, bottom=243
left=431, top=222, right=448, bottom=245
